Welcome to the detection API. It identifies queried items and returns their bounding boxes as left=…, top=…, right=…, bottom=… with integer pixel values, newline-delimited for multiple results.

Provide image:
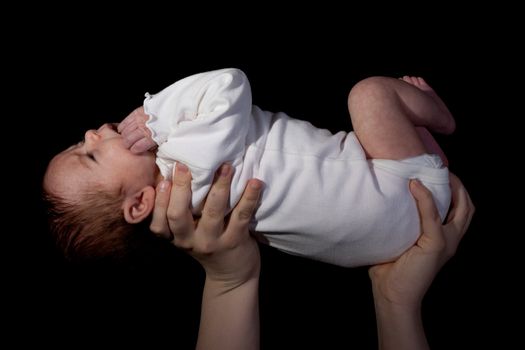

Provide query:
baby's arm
left=144, top=68, right=252, bottom=157
left=118, top=106, right=157, bottom=154
left=121, top=68, right=252, bottom=160
left=143, top=69, right=252, bottom=212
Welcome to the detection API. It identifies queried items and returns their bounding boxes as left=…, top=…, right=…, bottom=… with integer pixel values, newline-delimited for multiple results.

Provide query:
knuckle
left=236, top=208, right=253, bottom=221
left=197, top=241, right=217, bottom=255
left=173, top=177, right=190, bottom=187
left=167, top=211, right=184, bottom=223
left=214, top=188, right=231, bottom=203
left=221, top=236, right=239, bottom=250
left=203, top=207, right=223, bottom=220
left=173, top=238, right=192, bottom=250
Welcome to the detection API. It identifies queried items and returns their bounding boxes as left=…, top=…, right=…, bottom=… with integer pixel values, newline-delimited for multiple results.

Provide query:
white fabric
left=144, top=68, right=451, bottom=267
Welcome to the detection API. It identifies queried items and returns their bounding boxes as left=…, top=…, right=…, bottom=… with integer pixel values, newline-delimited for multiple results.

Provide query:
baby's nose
left=84, top=129, right=100, bottom=144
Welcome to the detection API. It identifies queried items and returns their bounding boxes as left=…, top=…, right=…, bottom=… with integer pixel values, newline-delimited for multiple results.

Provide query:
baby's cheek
left=135, top=153, right=159, bottom=185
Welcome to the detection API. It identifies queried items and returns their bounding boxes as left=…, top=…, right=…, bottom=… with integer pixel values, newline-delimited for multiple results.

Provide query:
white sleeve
left=143, top=68, right=252, bottom=210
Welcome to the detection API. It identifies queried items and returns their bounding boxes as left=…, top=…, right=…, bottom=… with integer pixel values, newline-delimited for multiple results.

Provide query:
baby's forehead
left=49, top=147, right=77, bottom=171
left=44, top=151, right=88, bottom=196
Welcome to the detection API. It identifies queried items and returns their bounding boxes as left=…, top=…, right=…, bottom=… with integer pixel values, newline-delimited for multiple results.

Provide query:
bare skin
left=400, top=76, right=453, bottom=119
left=150, top=163, right=263, bottom=350
left=370, top=173, right=475, bottom=350
left=348, top=76, right=455, bottom=161
left=400, top=76, right=453, bottom=165
left=150, top=169, right=474, bottom=350
left=136, top=74, right=471, bottom=350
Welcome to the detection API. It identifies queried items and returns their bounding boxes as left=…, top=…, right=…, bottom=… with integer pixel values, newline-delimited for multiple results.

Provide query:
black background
left=9, top=13, right=518, bottom=349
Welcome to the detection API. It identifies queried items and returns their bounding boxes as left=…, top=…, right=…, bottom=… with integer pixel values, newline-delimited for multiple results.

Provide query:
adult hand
left=150, top=162, right=264, bottom=287
left=369, top=173, right=475, bottom=307
left=150, top=163, right=263, bottom=350
left=369, top=173, right=475, bottom=350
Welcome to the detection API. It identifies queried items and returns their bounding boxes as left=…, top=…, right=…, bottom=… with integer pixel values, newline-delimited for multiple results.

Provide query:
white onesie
left=144, top=68, right=451, bottom=267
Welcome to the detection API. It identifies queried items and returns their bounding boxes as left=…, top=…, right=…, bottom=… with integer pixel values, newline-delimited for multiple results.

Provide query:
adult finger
left=167, top=163, right=194, bottom=243
left=444, top=174, right=475, bottom=245
left=198, top=164, right=233, bottom=236
left=149, top=180, right=173, bottom=239
left=409, top=179, right=445, bottom=250
left=225, top=179, right=263, bottom=238
left=448, top=174, right=475, bottom=226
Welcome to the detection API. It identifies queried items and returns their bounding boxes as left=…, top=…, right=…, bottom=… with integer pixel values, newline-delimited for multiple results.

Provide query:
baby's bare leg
left=347, top=76, right=455, bottom=160
left=416, top=126, right=449, bottom=166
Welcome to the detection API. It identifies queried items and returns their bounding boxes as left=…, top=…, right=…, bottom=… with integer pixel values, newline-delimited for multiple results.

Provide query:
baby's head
left=43, top=123, right=161, bottom=263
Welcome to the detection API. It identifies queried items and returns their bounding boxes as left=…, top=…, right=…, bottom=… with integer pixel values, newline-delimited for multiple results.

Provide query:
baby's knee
left=347, top=76, right=392, bottom=109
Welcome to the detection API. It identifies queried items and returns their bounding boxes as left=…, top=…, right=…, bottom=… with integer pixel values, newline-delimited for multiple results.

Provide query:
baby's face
left=44, top=123, right=158, bottom=201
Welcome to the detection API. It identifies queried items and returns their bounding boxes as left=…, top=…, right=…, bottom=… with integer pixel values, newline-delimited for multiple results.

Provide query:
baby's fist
left=118, top=106, right=157, bottom=154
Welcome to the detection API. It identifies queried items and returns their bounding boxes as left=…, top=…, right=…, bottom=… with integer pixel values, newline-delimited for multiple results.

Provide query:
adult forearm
left=373, top=294, right=429, bottom=350
left=196, top=277, right=260, bottom=350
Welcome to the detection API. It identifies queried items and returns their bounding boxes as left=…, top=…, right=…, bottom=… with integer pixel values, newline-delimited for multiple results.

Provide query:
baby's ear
left=122, top=186, right=156, bottom=224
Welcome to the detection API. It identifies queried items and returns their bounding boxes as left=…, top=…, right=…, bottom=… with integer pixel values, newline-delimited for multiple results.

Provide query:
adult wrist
left=371, top=282, right=422, bottom=314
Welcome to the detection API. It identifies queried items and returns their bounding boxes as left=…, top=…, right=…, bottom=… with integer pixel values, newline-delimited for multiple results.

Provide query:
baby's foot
left=400, top=76, right=456, bottom=134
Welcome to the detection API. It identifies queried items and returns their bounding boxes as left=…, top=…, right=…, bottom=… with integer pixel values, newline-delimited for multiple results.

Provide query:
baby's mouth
left=108, top=123, right=119, bottom=132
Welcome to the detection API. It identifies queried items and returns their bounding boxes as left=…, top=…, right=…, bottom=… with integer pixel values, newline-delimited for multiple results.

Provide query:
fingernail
left=176, top=163, right=188, bottom=173
left=410, top=178, right=422, bottom=188
left=159, top=181, right=169, bottom=192
left=250, top=179, right=263, bottom=190
left=219, top=164, right=231, bottom=177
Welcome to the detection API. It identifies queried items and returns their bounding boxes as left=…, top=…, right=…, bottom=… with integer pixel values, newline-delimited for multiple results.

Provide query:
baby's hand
left=118, top=106, right=157, bottom=154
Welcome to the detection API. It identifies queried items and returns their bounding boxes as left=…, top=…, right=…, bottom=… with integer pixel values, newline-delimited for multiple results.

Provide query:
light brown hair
left=43, top=188, right=147, bottom=264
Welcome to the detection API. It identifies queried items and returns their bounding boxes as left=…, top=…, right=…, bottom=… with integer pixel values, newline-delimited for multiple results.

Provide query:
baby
left=44, top=68, right=455, bottom=267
